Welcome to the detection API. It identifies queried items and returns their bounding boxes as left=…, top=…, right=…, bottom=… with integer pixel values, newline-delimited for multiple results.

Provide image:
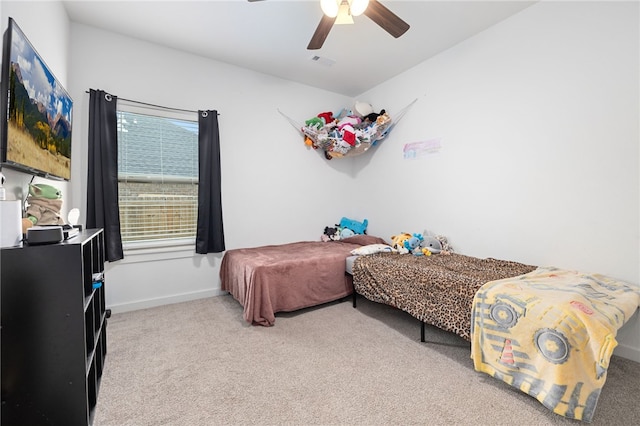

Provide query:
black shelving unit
left=1, top=228, right=108, bottom=425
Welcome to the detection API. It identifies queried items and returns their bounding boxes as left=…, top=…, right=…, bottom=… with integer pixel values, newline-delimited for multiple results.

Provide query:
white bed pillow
left=350, top=244, right=396, bottom=255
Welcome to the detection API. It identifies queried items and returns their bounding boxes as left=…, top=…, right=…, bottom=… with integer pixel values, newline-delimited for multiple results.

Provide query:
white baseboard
left=107, top=288, right=227, bottom=314
left=614, top=343, right=640, bottom=363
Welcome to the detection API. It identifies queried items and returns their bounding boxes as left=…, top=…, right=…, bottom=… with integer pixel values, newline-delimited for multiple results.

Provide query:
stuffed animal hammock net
left=279, top=99, right=417, bottom=159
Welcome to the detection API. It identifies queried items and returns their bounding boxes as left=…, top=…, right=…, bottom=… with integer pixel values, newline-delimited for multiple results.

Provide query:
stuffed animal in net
left=363, top=109, right=386, bottom=125
left=305, top=116, right=324, bottom=130
left=22, top=183, right=64, bottom=233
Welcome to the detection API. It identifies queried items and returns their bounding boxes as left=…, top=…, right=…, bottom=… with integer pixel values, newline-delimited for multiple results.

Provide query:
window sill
left=118, top=239, right=196, bottom=264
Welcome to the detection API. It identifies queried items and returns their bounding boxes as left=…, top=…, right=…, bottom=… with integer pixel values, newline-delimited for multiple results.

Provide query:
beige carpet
left=94, top=295, right=640, bottom=426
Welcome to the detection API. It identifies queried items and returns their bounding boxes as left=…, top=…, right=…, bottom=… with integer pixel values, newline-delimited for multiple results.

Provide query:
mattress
left=220, top=235, right=387, bottom=326
left=351, top=252, right=536, bottom=340
left=345, top=255, right=358, bottom=275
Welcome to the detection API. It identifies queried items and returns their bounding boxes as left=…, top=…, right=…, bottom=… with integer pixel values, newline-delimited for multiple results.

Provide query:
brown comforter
left=352, top=252, right=536, bottom=340
left=220, top=235, right=387, bottom=326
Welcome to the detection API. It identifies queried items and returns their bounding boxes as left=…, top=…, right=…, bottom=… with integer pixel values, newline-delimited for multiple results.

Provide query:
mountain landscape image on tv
left=1, top=18, right=72, bottom=180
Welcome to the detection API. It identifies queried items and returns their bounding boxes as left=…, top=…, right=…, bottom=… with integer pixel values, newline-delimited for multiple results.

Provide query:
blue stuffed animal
left=340, top=228, right=355, bottom=239
left=339, top=217, right=368, bottom=234
left=403, top=233, right=424, bottom=256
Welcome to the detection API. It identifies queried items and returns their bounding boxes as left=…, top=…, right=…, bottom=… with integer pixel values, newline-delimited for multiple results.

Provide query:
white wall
left=355, top=1, right=639, bottom=361
left=68, top=23, right=355, bottom=312
left=0, top=2, right=72, bottom=215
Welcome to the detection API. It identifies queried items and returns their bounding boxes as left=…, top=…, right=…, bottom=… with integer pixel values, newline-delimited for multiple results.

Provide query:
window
left=116, top=102, right=198, bottom=248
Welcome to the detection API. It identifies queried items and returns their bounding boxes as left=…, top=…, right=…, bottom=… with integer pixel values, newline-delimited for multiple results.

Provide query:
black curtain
left=196, top=110, right=225, bottom=254
left=87, top=89, right=123, bottom=262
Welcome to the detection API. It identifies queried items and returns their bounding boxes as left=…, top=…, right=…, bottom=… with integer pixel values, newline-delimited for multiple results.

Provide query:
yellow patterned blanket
left=471, top=267, right=639, bottom=422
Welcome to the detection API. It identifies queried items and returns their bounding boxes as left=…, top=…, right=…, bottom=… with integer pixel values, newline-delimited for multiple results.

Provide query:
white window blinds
left=116, top=103, right=198, bottom=247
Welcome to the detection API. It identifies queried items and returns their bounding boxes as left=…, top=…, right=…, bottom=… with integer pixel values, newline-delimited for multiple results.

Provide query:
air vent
left=310, top=55, right=336, bottom=67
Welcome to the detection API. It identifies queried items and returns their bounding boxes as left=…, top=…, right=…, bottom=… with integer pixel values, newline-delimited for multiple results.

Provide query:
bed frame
left=347, top=255, right=441, bottom=342
left=352, top=290, right=431, bottom=342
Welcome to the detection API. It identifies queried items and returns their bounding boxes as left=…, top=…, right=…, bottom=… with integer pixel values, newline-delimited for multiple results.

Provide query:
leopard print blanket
left=352, top=252, right=536, bottom=341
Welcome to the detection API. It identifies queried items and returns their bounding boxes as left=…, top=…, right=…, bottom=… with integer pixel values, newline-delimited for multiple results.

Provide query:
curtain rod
left=85, top=89, right=219, bottom=115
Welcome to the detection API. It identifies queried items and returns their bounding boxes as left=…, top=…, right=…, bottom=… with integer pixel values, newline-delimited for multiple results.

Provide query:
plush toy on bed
left=340, top=228, right=355, bottom=239
left=421, top=230, right=453, bottom=255
left=436, top=235, right=453, bottom=254
left=391, top=233, right=412, bottom=254
left=391, top=232, right=434, bottom=255
left=321, top=225, right=354, bottom=241
left=404, top=233, right=425, bottom=256
left=420, top=235, right=442, bottom=255
left=322, top=226, right=340, bottom=242
left=322, top=217, right=368, bottom=242
left=339, top=217, right=368, bottom=234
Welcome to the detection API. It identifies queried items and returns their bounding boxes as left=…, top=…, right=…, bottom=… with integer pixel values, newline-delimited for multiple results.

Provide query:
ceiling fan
left=249, top=0, right=410, bottom=50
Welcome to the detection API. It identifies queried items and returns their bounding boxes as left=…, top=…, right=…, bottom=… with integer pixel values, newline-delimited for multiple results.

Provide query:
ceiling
left=62, top=0, right=536, bottom=97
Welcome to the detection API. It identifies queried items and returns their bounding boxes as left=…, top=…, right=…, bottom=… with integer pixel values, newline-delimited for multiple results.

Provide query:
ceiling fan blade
left=307, top=14, right=336, bottom=50
left=364, top=0, right=410, bottom=38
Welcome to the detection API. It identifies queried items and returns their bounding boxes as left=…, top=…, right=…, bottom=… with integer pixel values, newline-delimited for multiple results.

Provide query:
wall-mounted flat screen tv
left=0, top=17, right=73, bottom=181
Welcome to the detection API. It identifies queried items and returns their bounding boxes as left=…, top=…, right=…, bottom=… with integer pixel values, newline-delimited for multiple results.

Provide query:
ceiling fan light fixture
left=350, top=0, right=369, bottom=17
left=320, top=0, right=339, bottom=18
left=335, top=3, right=354, bottom=25
left=308, top=0, right=409, bottom=50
